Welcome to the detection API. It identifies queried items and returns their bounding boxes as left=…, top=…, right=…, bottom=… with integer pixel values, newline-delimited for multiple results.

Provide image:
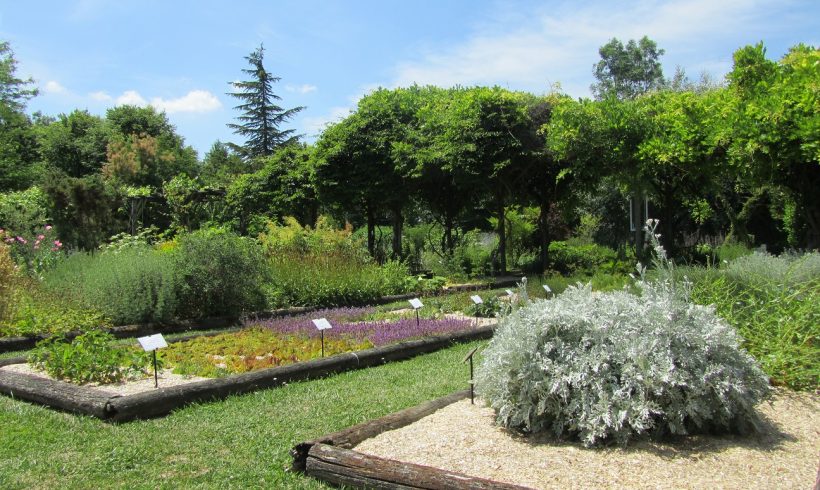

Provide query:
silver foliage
left=475, top=220, right=770, bottom=447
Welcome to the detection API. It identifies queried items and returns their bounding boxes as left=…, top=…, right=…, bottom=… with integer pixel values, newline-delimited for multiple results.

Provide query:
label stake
left=462, top=346, right=480, bottom=404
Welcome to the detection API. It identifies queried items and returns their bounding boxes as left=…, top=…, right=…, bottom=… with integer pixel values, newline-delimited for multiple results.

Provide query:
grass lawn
left=0, top=340, right=485, bottom=489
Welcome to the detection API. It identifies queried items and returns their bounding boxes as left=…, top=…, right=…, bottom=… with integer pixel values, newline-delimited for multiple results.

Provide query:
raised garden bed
left=294, top=389, right=820, bottom=489
left=0, top=324, right=494, bottom=422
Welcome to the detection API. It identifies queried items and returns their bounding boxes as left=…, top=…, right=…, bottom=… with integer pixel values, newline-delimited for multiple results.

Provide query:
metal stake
left=153, top=350, right=158, bottom=388
left=321, top=329, right=325, bottom=358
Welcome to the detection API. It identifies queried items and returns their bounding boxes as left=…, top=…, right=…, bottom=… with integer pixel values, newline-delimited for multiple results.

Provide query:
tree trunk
left=444, top=212, right=454, bottom=254
left=496, top=191, right=507, bottom=274
left=631, top=192, right=646, bottom=261
left=538, top=198, right=551, bottom=272
left=391, top=205, right=403, bottom=260
left=366, top=208, right=376, bottom=258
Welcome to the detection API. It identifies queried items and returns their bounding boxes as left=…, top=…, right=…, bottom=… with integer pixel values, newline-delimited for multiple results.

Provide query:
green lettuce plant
left=476, top=220, right=770, bottom=446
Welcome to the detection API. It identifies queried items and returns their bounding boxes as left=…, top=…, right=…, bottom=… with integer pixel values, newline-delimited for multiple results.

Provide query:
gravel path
left=355, top=389, right=820, bottom=489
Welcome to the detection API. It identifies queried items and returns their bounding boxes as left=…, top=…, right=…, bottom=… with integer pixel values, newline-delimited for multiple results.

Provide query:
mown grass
left=0, top=340, right=484, bottom=489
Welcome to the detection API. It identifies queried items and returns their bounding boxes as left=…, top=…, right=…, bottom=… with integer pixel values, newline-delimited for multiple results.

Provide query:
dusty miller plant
left=476, top=220, right=770, bottom=447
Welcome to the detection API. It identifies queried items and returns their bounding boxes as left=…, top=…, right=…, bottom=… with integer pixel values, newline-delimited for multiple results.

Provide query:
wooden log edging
left=306, top=444, right=532, bottom=490
left=0, top=325, right=494, bottom=422
left=292, top=390, right=532, bottom=490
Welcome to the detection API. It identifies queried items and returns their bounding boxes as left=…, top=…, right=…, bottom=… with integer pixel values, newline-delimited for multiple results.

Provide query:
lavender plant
left=476, top=220, right=770, bottom=447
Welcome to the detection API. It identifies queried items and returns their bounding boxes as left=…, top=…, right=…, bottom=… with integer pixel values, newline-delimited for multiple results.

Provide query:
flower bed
left=163, top=311, right=475, bottom=377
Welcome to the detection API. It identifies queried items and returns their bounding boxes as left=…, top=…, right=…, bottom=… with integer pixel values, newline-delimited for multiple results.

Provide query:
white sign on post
left=505, top=289, right=514, bottom=296
left=137, top=333, right=167, bottom=352
left=312, top=318, right=332, bottom=330
left=543, top=285, right=552, bottom=293
left=470, top=294, right=483, bottom=304
left=409, top=298, right=424, bottom=310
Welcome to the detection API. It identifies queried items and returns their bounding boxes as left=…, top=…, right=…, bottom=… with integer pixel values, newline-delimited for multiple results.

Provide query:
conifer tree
left=227, top=44, right=304, bottom=159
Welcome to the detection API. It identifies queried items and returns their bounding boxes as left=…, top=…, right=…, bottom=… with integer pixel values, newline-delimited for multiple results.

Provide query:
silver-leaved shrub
left=476, top=221, right=770, bottom=447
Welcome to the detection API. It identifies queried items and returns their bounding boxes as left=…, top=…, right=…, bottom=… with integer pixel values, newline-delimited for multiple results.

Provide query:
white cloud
left=43, top=80, right=67, bottom=94
left=116, top=90, right=148, bottom=106
left=302, top=106, right=353, bottom=136
left=150, top=90, right=222, bottom=114
left=286, top=84, right=318, bottom=94
left=88, top=91, right=113, bottom=102
left=390, top=0, right=780, bottom=97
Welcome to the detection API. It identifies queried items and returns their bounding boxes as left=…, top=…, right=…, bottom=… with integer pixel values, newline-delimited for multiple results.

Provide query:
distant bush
left=173, top=228, right=268, bottom=318
left=0, top=244, right=20, bottom=324
left=691, top=250, right=819, bottom=390
left=547, top=241, right=630, bottom=276
left=41, top=246, right=179, bottom=325
left=477, top=223, right=770, bottom=446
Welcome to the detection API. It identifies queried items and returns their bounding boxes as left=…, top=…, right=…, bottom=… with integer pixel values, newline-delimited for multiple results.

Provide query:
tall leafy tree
left=0, top=41, right=39, bottom=191
left=725, top=43, right=820, bottom=248
left=592, top=36, right=666, bottom=100
left=36, top=109, right=110, bottom=177
left=227, top=44, right=304, bottom=160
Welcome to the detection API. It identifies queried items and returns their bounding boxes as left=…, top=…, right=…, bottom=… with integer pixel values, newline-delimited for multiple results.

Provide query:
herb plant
left=476, top=220, right=770, bottom=447
left=29, top=330, right=151, bottom=385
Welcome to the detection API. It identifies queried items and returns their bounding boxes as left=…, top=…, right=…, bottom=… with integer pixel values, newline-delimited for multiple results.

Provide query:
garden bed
left=0, top=276, right=522, bottom=354
left=0, top=324, right=494, bottom=422
left=308, top=389, right=819, bottom=489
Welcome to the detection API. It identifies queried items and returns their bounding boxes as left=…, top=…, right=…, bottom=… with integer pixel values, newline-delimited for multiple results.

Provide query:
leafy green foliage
left=29, top=330, right=151, bottom=384
left=690, top=251, right=819, bottom=390
left=161, top=327, right=371, bottom=378
left=41, top=246, right=179, bottom=325
left=463, top=295, right=504, bottom=318
left=477, top=225, right=770, bottom=446
left=1, top=291, right=110, bottom=337
left=592, top=36, right=666, bottom=100
left=173, top=228, right=268, bottom=318
left=547, top=240, right=630, bottom=276
left=0, top=243, right=20, bottom=324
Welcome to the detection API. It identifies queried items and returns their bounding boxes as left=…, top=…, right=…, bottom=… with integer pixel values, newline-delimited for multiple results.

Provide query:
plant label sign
left=409, top=298, right=424, bottom=310
left=470, top=295, right=483, bottom=304
left=312, top=318, right=332, bottom=330
left=137, top=334, right=167, bottom=352
left=543, top=285, right=552, bottom=293
left=505, top=289, right=514, bottom=296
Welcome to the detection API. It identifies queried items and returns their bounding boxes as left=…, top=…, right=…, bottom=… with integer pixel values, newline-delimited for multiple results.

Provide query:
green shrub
left=464, top=296, right=504, bottom=317
left=2, top=292, right=110, bottom=337
left=173, top=228, right=268, bottom=318
left=0, top=243, right=21, bottom=324
left=29, top=330, right=151, bottom=384
left=266, top=255, right=408, bottom=308
left=476, top=224, right=769, bottom=447
left=547, top=241, right=630, bottom=276
left=690, top=251, right=819, bottom=390
left=41, top=246, right=179, bottom=325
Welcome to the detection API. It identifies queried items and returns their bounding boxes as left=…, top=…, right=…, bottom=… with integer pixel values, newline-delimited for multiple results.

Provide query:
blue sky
left=1, top=0, right=817, bottom=158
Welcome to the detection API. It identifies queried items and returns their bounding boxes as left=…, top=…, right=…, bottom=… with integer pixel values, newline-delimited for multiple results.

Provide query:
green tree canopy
left=592, top=36, right=666, bottom=100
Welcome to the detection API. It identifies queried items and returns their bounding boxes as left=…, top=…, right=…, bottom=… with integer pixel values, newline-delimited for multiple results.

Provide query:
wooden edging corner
left=291, top=390, right=531, bottom=490
left=0, top=325, right=494, bottom=422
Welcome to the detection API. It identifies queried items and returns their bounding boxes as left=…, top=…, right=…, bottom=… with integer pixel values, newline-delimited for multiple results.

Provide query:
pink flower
left=37, top=234, right=45, bottom=240
left=54, top=240, right=63, bottom=248
left=4, top=238, right=13, bottom=244
left=45, top=225, right=52, bottom=231
left=16, top=236, right=27, bottom=244
left=33, top=245, right=40, bottom=250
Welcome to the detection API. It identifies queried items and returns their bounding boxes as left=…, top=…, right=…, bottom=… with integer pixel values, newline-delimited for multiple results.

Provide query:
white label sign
left=470, top=295, right=483, bottom=304
left=312, top=318, right=332, bottom=330
left=137, top=333, right=167, bottom=352
left=543, top=285, right=552, bottom=293
left=409, top=298, right=424, bottom=310
left=505, top=289, right=514, bottom=296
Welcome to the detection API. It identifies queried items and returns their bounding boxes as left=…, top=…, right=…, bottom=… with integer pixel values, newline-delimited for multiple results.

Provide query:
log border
left=0, top=325, right=494, bottom=422
left=0, top=277, right=522, bottom=354
left=292, top=390, right=531, bottom=490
